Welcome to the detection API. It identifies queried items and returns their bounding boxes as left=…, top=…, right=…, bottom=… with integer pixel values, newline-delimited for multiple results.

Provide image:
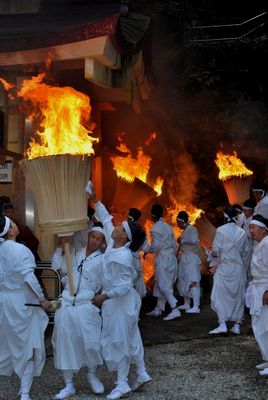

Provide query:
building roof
left=0, top=2, right=155, bottom=112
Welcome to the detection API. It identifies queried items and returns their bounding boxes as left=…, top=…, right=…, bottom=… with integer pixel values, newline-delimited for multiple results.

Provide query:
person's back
left=0, top=216, right=50, bottom=400
left=209, top=206, right=250, bottom=335
left=150, top=219, right=176, bottom=256
left=255, top=194, right=268, bottom=219
left=213, top=223, right=248, bottom=267
left=0, top=240, right=33, bottom=288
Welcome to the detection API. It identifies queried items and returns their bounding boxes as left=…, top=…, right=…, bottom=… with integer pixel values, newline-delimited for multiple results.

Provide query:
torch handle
left=63, top=241, right=75, bottom=297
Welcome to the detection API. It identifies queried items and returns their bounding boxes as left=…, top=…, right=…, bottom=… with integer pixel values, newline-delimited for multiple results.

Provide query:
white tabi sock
left=135, top=358, right=147, bottom=377
left=20, top=361, right=34, bottom=398
left=63, top=370, right=74, bottom=385
left=116, top=357, right=130, bottom=387
left=191, top=286, right=200, bottom=308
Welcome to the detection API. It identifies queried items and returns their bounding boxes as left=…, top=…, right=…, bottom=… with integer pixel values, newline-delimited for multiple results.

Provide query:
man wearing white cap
left=0, top=215, right=50, bottom=400
left=245, top=214, right=268, bottom=376
left=88, top=184, right=151, bottom=400
left=252, top=181, right=268, bottom=219
left=209, top=206, right=250, bottom=335
left=52, top=223, right=106, bottom=399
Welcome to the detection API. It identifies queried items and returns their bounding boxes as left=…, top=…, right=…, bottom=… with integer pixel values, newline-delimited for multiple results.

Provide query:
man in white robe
left=176, top=211, right=202, bottom=314
left=145, top=203, right=180, bottom=321
left=245, top=214, right=268, bottom=376
left=89, top=185, right=151, bottom=400
left=252, top=181, right=268, bottom=219
left=209, top=206, right=250, bottom=335
left=0, top=216, right=50, bottom=400
left=52, top=225, right=105, bottom=399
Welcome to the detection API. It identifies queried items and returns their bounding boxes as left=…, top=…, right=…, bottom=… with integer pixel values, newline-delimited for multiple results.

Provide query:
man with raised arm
left=88, top=183, right=151, bottom=400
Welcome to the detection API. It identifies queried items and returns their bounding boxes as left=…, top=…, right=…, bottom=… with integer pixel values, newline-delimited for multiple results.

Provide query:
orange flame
left=111, top=135, right=163, bottom=195
left=215, top=151, right=253, bottom=181
left=0, top=78, right=15, bottom=91
left=0, top=72, right=98, bottom=159
left=144, top=131, right=157, bottom=145
left=167, top=202, right=204, bottom=236
left=111, top=140, right=151, bottom=183
left=153, top=176, right=164, bottom=196
left=142, top=219, right=155, bottom=283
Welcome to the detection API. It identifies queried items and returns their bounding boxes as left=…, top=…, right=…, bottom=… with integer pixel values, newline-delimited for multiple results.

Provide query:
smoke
left=165, top=150, right=199, bottom=207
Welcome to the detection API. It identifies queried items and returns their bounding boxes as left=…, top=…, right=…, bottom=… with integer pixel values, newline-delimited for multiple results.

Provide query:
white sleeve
left=147, top=231, right=162, bottom=254
left=94, top=201, right=114, bottom=242
left=19, top=249, right=45, bottom=301
left=211, top=230, right=223, bottom=258
left=51, top=246, right=64, bottom=271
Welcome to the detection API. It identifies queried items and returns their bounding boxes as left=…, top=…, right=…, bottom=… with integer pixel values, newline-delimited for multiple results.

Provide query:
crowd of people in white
left=1, top=180, right=268, bottom=400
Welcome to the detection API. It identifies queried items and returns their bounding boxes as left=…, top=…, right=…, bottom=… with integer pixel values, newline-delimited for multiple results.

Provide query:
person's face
left=4, top=208, right=14, bottom=219
left=8, top=220, right=19, bottom=240
left=177, top=219, right=185, bottom=229
left=87, top=231, right=104, bottom=253
left=253, top=191, right=263, bottom=203
left=111, top=224, right=127, bottom=242
left=249, top=224, right=267, bottom=242
left=243, top=208, right=253, bottom=218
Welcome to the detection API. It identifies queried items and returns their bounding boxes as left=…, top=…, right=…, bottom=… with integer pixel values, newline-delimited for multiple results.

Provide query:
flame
left=142, top=219, right=155, bottom=284
left=215, top=151, right=253, bottom=181
left=111, top=140, right=151, bottom=183
left=0, top=78, right=15, bottom=91
left=153, top=176, right=164, bottom=196
left=144, top=131, right=157, bottom=145
left=110, top=135, right=163, bottom=195
left=0, top=72, right=98, bottom=159
left=167, top=203, right=204, bottom=236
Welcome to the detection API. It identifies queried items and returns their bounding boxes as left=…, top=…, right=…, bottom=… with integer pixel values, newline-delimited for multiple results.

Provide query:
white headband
left=122, top=220, right=132, bottom=241
left=249, top=220, right=268, bottom=231
left=252, top=189, right=265, bottom=198
left=224, top=212, right=237, bottom=222
left=177, top=218, right=187, bottom=223
left=242, top=206, right=253, bottom=210
left=0, top=216, right=11, bottom=242
left=90, top=226, right=104, bottom=235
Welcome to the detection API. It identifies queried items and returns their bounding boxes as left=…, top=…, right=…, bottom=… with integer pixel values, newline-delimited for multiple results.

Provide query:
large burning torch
left=1, top=72, right=98, bottom=296
left=214, top=151, right=253, bottom=205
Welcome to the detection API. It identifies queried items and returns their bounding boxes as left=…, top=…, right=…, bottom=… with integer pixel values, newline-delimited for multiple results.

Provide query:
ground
left=1, top=302, right=268, bottom=400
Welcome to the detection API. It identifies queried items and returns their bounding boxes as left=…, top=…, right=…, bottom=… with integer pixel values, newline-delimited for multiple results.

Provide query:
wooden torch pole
left=63, top=240, right=75, bottom=297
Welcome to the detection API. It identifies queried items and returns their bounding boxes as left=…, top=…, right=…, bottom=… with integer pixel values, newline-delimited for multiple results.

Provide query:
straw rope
left=39, top=217, right=89, bottom=235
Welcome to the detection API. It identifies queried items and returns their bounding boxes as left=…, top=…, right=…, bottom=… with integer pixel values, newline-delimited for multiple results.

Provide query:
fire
left=0, top=72, right=98, bottom=159
left=153, top=176, right=164, bottom=196
left=0, top=78, right=15, bottom=91
left=111, top=138, right=151, bottom=183
left=215, top=151, right=253, bottom=181
left=167, top=203, right=203, bottom=227
left=111, top=134, right=164, bottom=195
left=142, top=219, right=155, bottom=284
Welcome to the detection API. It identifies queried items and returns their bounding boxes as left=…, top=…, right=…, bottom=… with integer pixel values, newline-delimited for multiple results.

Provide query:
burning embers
left=215, top=151, right=253, bottom=205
